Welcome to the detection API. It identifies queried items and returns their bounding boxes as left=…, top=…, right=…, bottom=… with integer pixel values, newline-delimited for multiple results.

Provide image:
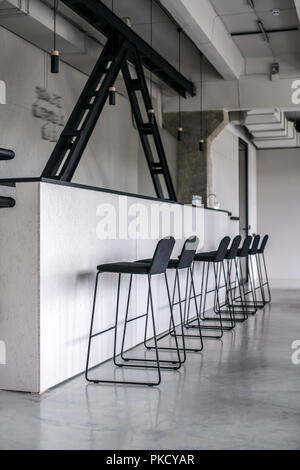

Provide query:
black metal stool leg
left=85, top=271, right=100, bottom=382
left=186, top=262, right=224, bottom=339
left=122, top=274, right=181, bottom=370
left=143, top=271, right=183, bottom=365
left=169, top=267, right=204, bottom=354
left=262, top=253, right=272, bottom=303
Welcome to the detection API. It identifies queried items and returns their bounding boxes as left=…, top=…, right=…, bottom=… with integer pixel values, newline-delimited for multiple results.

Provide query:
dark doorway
left=239, top=139, right=249, bottom=281
left=239, top=139, right=249, bottom=238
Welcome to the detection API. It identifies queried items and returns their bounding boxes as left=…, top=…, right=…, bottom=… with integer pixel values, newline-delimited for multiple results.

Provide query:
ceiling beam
left=61, top=0, right=196, bottom=97
left=159, top=0, right=245, bottom=80
left=294, top=0, right=300, bottom=21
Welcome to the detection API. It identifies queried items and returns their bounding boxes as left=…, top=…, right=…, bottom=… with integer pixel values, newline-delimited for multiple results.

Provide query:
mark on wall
left=33, top=86, right=64, bottom=142
left=0, top=80, right=6, bottom=104
left=0, top=340, right=6, bottom=365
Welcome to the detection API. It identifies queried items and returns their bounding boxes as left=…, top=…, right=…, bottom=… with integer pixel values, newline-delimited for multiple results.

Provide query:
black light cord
left=178, top=28, right=182, bottom=129
left=199, top=53, right=204, bottom=151
left=150, top=0, right=153, bottom=100
left=51, top=0, right=59, bottom=73
left=53, top=0, right=58, bottom=51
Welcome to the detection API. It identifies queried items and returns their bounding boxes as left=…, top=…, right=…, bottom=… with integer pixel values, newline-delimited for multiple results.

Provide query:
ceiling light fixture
left=272, top=9, right=281, bottom=16
left=258, top=20, right=270, bottom=42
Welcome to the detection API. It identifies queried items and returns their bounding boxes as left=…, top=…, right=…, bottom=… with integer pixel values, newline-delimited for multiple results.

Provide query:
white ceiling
left=210, top=0, right=300, bottom=68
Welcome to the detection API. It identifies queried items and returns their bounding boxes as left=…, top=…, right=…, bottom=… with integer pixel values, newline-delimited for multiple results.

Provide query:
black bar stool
left=85, top=236, right=177, bottom=387
left=185, top=236, right=231, bottom=339
left=248, top=235, right=264, bottom=310
left=256, top=235, right=271, bottom=304
left=234, top=235, right=258, bottom=315
left=139, top=236, right=203, bottom=364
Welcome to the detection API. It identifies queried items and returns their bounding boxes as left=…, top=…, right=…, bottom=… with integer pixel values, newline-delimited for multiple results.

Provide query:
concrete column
left=163, top=110, right=227, bottom=204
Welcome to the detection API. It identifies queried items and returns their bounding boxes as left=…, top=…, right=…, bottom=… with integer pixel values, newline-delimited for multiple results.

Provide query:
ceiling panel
left=210, top=0, right=296, bottom=16
left=233, top=36, right=272, bottom=57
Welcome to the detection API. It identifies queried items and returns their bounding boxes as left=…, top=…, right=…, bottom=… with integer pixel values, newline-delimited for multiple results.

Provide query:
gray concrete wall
left=163, top=111, right=224, bottom=204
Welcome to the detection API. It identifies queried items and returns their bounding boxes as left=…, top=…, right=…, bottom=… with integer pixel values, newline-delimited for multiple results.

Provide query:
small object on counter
left=207, top=193, right=221, bottom=210
left=192, top=195, right=203, bottom=208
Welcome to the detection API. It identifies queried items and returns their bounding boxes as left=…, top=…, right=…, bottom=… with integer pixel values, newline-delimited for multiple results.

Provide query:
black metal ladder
left=42, top=35, right=177, bottom=201
left=122, top=49, right=176, bottom=201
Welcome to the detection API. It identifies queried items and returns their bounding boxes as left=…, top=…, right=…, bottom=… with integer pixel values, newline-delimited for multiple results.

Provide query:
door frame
left=239, top=138, right=249, bottom=237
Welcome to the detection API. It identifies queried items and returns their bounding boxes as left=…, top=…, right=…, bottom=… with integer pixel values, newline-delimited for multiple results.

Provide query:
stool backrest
left=249, top=235, right=261, bottom=255
left=239, top=236, right=252, bottom=258
left=177, top=236, right=200, bottom=269
left=149, top=237, right=176, bottom=275
left=227, top=235, right=242, bottom=260
left=214, top=236, right=231, bottom=262
left=258, top=234, right=269, bottom=254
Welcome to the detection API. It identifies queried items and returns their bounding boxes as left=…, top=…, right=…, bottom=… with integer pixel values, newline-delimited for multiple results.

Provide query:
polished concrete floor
left=0, top=290, right=299, bottom=450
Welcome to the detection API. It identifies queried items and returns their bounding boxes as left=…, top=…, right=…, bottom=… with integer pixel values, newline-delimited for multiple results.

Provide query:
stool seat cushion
left=136, top=258, right=180, bottom=269
left=97, top=262, right=151, bottom=275
left=194, top=251, right=217, bottom=262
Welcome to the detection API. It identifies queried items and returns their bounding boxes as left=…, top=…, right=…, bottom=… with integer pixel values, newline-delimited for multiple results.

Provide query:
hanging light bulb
left=109, top=87, right=116, bottom=105
left=177, top=28, right=183, bottom=141
left=51, top=0, right=59, bottom=74
left=199, top=53, right=205, bottom=152
left=148, top=108, right=155, bottom=124
left=199, top=139, right=205, bottom=152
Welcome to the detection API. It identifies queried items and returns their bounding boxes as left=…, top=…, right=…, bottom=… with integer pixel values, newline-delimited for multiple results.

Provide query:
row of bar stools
left=184, top=234, right=271, bottom=339
left=86, top=233, right=271, bottom=386
left=199, top=235, right=248, bottom=325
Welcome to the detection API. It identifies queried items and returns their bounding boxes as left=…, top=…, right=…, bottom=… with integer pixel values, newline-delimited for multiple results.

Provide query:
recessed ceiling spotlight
left=272, top=9, right=281, bottom=16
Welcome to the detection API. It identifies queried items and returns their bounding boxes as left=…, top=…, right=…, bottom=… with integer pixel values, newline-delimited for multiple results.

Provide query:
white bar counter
left=0, top=180, right=238, bottom=393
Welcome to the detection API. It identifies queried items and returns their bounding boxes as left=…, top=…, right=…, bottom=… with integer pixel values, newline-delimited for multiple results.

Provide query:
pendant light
left=177, top=28, right=183, bottom=141
left=199, top=53, right=205, bottom=152
left=109, top=0, right=116, bottom=105
left=148, top=0, right=155, bottom=124
left=51, top=0, right=59, bottom=74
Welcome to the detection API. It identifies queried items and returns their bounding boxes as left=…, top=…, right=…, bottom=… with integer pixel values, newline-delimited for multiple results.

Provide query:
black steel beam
left=62, top=0, right=195, bottom=97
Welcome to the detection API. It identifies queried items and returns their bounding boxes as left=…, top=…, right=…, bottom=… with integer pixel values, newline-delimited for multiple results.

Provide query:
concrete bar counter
left=0, top=179, right=238, bottom=393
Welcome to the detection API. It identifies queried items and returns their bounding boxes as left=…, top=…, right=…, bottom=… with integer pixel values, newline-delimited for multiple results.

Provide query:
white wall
left=209, top=123, right=257, bottom=233
left=257, top=148, right=300, bottom=289
left=0, top=25, right=176, bottom=197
